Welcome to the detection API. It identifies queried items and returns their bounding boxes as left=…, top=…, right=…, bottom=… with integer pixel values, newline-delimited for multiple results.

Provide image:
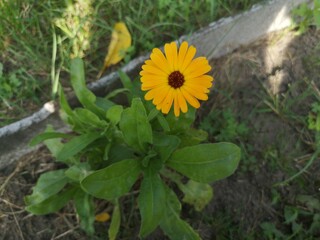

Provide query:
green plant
left=25, top=57, right=240, bottom=239
left=200, top=108, right=248, bottom=142
left=292, top=0, right=320, bottom=33
left=261, top=195, right=320, bottom=239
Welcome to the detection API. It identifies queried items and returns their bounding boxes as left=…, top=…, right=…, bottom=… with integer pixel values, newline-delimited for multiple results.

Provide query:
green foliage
left=261, top=194, right=320, bottom=239
left=25, top=170, right=69, bottom=206
left=292, top=0, right=320, bottom=33
left=25, top=58, right=240, bottom=239
left=180, top=180, right=213, bottom=211
left=200, top=108, right=248, bottom=142
left=308, top=102, right=320, bottom=131
left=108, top=200, right=121, bottom=240
left=81, top=159, right=141, bottom=200
left=167, top=143, right=241, bottom=183
left=159, top=186, right=201, bottom=240
left=119, top=98, right=153, bottom=153
left=73, top=190, right=95, bottom=235
left=138, top=170, right=166, bottom=237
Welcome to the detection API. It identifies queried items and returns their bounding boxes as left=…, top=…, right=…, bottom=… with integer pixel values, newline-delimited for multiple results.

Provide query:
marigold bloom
left=140, top=41, right=213, bottom=117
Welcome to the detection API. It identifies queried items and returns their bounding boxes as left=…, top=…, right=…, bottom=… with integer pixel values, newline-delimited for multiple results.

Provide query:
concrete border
left=0, top=0, right=310, bottom=169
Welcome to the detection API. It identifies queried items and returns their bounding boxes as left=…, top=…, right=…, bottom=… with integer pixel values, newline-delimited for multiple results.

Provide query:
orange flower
left=140, top=41, right=213, bottom=117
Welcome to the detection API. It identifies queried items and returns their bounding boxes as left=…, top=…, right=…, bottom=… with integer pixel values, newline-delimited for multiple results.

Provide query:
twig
left=0, top=161, right=25, bottom=197
left=275, top=150, right=320, bottom=186
left=52, top=227, right=79, bottom=240
left=0, top=198, right=24, bottom=210
left=9, top=198, right=25, bottom=240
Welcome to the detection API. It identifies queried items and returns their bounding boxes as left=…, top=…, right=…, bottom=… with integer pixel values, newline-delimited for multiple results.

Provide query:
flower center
left=168, top=71, right=185, bottom=89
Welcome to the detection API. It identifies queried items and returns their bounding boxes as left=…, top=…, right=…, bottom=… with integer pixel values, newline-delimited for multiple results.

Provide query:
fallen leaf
left=95, top=212, right=111, bottom=222
left=98, top=22, right=132, bottom=78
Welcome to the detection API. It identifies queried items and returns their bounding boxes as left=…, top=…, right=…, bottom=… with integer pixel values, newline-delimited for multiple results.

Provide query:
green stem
left=160, top=168, right=183, bottom=187
left=276, top=149, right=320, bottom=186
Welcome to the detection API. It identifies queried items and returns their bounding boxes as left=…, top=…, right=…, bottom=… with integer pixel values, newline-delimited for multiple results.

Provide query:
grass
left=0, top=0, right=264, bottom=127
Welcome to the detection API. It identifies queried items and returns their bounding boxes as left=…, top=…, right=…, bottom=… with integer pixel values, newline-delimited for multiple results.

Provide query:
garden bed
left=1, top=26, right=320, bottom=239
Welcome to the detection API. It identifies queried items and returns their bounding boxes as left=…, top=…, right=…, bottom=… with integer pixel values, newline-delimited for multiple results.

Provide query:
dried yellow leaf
left=95, top=212, right=111, bottom=222
left=98, top=22, right=132, bottom=78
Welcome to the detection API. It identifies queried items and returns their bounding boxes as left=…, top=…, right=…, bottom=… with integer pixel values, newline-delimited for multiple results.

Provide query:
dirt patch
left=1, top=28, right=320, bottom=240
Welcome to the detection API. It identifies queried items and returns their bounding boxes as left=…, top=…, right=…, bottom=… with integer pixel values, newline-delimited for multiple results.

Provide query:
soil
left=1, top=27, right=320, bottom=240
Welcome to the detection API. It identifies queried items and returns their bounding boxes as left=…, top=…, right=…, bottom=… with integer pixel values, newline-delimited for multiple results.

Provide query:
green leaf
left=108, top=143, right=136, bottom=164
left=70, top=58, right=103, bottom=117
left=24, top=169, right=68, bottom=206
left=29, top=132, right=71, bottom=146
left=138, top=170, right=166, bottom=237
left=296, top=194, right=320, bottom=211
left=108, top=200, right=121, bottom=240
left=81, top=159, right=141, bottom=199
left=74, top=189, right=95, bottom=235
left=118, top=70, right=133, bottom=102
left=25, top=186, right=76, bottom=215
left=118, top=70, right=133, bottom=91
left=180, top=180, right=213, bottom=211
left=73, top=108, right=107, bottom=128
left=105, top=88, right=130, bottom=100
left=160, top=186, right=201, bottom=240
left=34, top=126, right=65, bottom=161
left=65, top=162, right=91, bottom=181
left=179, top=128, right=208, bottom=147
left=153, top=133, right=180, bottom=162
left=95, top=97, right=115, bottom=111
left=119, top=98, right=153, bottom=152
left=167, top=143, right=241, bottom=183
left=147, top=108, right=159, bottom=121
left=156, top=113, right=170, bottom=132
left=260, top=222, right=286, bottom=239
left=284, top=206, right=298, bottom=224
left=59, top=85, right=73, bottom=116
left=56, top=132, right=101, bottom=162
left=166, top=108, right=195, bottom=133
left=314, top=0, right=320, bottom=27
left=106, top=105, right=123, bottom=125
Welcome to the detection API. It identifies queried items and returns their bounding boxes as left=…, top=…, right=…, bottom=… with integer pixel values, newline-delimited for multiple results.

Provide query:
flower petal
left=178, top=41, right=188, bottom=70
left=153, top=86, right=171, bottom=105
left=142, top=64, right=168, bottom=76
left=144, top=85, right=169, bottom=100
left=181, top=88, right=200, bottom=108
left=180, top=45, right=196, bottom=73
left=177, top=89, right=188, bottom=113
left=183, top=57, right=208, bottom=75
left=183, top=85, right=208, bottom=101
left=141, top=82, right=166, bottom=91
left=187, top=75, right=214, bottom=88
left=184, top=82, right=210, bottom=93
left=150, top=48, right=171, bottom=74
left=186, top=64, right=211, bottom=79
left=170, top=42, right=178, bottom=71
left=173, top=90, right=180, bottom=117
left=164, top=42, right=175, bottom=72
left=161, top=88, right=174, bottom=114
left=141, top=75, right=167, bottom=83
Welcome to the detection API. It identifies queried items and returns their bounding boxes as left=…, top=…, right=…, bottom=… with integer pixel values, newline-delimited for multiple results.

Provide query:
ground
left=1, top=27, right=320, bottom=240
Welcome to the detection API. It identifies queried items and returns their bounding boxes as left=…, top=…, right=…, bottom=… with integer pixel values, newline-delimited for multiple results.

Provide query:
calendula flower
left=140, top=41, right=213, bottom=117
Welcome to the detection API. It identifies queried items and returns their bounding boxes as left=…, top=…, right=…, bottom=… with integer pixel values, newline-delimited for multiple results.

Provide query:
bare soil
left=1, top=27, right=320, bottom=240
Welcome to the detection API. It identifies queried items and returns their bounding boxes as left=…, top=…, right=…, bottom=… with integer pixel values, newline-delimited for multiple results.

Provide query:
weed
left=292, top=0, right=320, bottom=33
